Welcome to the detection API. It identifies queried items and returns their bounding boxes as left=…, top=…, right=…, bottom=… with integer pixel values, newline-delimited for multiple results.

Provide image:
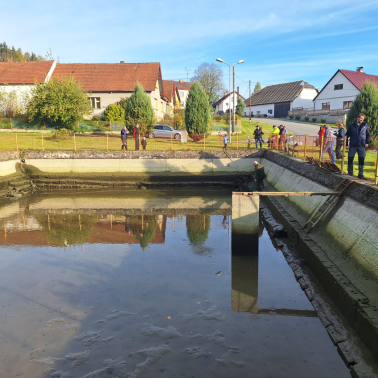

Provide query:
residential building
left=52, top=62, right=169, bottom=119
left=244, top=81, right=318, bottom=118
left=313, top=67, right=378, bottom=112
left=162, top=80, right=181, bottom=115
left=214, top=91, right=246, bottom=114
left=0, top=61, right=56, bottom=112
left=174, top=80, right=192, bottom=108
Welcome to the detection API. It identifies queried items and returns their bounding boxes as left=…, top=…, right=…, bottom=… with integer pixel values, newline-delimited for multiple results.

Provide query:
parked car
left=149, top=125, right=181, bottom=139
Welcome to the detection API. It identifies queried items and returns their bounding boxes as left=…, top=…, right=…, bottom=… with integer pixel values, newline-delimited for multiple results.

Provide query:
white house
left=243, top=81, right=318, bottom=118
left=0, top=61, right=56, bottom=113
left=313, top=67, right=378, bottom=111
left=214, top=91, right=246, bottom=114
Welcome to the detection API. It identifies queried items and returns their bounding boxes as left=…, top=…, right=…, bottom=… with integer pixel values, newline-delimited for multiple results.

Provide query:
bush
left=312, top=118, right=317, bottom=122
left=289, top=115, right=294, bottom=119
left=263, top=114, right=267, bottom=118
left=321, top=118, right=326, bottom=123
left=305, top=116, right=310, bottom=121
left=295, top=115, right=301, bottom=120
left=103, top=103, right=125, bottom=122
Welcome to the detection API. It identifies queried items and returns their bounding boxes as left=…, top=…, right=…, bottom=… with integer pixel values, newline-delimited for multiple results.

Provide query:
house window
left=334, top=84, right=343, bottom=90
left=181, top=101, right=185, bottom=107
left=257, top=111, right=261, bottom=115
left=155, top=99, right=158, bottom=110
left=343, top=101, right=353, bottom=109
left=268, top=109, right=272, bottom=114
left=322, top=102, right=330, bottom=110
left=89, top=97, right=100, bottom=109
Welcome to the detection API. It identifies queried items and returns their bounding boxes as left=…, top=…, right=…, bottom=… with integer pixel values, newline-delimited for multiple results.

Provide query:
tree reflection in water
left=186, top=214, right=211, bottom=246
left=126, top=215, right=158, bottom=250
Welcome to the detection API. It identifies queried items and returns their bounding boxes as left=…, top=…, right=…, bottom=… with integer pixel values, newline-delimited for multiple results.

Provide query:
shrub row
left=288, top=115, right=327, bottom=123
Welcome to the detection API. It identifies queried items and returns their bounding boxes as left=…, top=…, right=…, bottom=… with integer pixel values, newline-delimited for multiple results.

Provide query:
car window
left=163, top=126, right=171, bottom=131
left=155, top=126, right=163, bottom=130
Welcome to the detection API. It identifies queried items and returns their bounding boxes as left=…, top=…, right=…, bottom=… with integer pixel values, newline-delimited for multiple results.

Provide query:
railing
left=288, top=108, right=349, bottom=117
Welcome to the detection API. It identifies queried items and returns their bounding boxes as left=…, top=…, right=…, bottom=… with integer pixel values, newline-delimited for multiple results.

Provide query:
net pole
left=292, top=134, right=296, bottom=157
left=304, top=135, right=307, bottom=159
left=341, top=136, right=347, bottom=175
left=319, top=135, right=324, bottom=160
left=237, top=133, right=239, bottom=150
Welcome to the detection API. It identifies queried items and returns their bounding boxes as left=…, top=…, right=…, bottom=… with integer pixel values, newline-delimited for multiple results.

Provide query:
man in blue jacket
left=346, top=113, right=371, bottom=180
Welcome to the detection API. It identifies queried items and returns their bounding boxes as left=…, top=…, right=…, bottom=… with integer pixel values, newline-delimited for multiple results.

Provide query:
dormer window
left=334, top=84, right=343, bottom=90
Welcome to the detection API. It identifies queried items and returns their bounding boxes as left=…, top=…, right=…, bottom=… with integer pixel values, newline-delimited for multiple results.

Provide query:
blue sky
left=2, top=0, right=378, bottom=98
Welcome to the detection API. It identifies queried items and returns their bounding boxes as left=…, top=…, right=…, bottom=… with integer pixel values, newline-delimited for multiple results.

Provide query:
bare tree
left=191, top=63, right=225, bottom=105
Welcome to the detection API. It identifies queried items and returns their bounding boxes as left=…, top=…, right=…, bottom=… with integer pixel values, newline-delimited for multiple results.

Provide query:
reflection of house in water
left=0, top=213, right=167, bottom=247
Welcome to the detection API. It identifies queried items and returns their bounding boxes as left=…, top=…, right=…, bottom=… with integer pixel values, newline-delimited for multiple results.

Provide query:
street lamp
left=216, top=58, right=244, bottom=143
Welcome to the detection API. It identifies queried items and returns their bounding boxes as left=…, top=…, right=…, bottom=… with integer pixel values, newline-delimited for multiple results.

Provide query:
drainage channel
left=0, top=189, right=375, bottom=377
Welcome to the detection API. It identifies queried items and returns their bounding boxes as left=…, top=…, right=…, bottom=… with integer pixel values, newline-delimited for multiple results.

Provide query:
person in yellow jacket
left=271, top=125, right=280, bottom=149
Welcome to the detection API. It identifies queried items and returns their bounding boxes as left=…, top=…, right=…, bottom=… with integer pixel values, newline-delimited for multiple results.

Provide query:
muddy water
left=0, top=190, right=349, bottom=378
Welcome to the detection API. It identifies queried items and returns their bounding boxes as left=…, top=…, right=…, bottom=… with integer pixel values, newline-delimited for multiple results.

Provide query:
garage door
left=274, top=102, right=291, bottom=118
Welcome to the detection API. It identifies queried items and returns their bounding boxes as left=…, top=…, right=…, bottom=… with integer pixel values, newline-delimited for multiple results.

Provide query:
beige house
left=52, top=62, right=170, bottom=119
left=174, top=80, right=193, bottom=108
left=162, top=80, right=181, bottom=115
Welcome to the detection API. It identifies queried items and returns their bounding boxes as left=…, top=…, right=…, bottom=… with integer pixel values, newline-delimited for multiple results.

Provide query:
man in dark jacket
left=253, top=125, right=264, bottom=148
left=254, top=160, right=266, bottom=191
left=334, top=122, right=346, bottom=159
left=346, top=113, right=371, bottom=179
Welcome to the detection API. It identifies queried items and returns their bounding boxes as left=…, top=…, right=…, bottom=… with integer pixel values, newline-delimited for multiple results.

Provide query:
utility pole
left=249, top=80, right=251, bottom=122
left=185, top=68, right=191, bottom=82
left=233, top=66, right=235, bottom=133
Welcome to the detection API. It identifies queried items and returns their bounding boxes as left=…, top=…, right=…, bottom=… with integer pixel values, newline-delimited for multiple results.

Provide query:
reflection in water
left=186, top=214, right=211, bottom=246
left=0, top=191, right=350, bottom=378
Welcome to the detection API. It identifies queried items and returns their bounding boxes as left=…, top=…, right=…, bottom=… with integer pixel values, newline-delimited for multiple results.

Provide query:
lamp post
left=216, top=58, right=244, bottom=143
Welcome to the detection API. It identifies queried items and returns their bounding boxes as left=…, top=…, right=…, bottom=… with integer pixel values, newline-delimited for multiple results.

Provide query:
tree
left=103, top=103, right=125, bottom=122
left=253, top=82, right=262, bottom=94
left=236, top=96, right=246, bottom=116
left=346, top=81, right=378, bottom=136
left=124, top=83, right=155, bottom=135
left=27, top=77, right=92, bottom=128
left=191, top=63, right=224, bottom=105
left=185, top=82, right=211, bottom=138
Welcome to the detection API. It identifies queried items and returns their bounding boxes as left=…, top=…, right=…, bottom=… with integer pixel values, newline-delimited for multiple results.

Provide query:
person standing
left=317, top=125, right=325, bottom=147
left=222, top=133, right=228, bottom=151
left=133, top=124, right=140, bottom=151
left=141, top=137, right=147, bottom=150
left=321, top=125, right=335, bottom=164
left=271, top=125, right=280, bottom=149
left=334, top=122, right=346, bottom=159
left=278, top=125, right=287, bottom=150
left=253, top=160, right=266, bottom=191
left=253, top=125, right=264, bottom=148
left=346, top=113, right=371, bottom=179
left=120, top=125, right=128, bottom=150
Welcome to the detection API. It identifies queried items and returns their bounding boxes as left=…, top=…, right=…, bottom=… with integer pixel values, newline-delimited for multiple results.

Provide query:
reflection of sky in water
left=0, top=197, right=349, bottom=378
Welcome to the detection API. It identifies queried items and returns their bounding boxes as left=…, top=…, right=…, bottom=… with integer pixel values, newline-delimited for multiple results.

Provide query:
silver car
left=149, top=125, right=181, bottom=139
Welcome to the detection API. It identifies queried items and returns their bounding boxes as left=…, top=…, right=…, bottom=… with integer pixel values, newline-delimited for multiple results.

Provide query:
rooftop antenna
left=185, top=68, right=191, bottom=82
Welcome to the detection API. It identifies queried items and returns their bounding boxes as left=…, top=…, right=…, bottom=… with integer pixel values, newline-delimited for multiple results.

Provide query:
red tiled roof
left=339, top=69, right=378, bottom=90
left=52, top=62, right=162, bottom=92
left=0, top=61, right=55, bottom=84
left=175, top=80, right=193, bottom=90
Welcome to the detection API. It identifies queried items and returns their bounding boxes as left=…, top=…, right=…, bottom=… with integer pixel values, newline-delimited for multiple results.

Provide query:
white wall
left=244, top=103, right=275, bottom=117
left=291, top=88, right=318, bottom=110
left=0, top=84, right=33, bottom=113
left=314, top=71, right=359, bottom=110
left=215, top=93, right=239, bottom=113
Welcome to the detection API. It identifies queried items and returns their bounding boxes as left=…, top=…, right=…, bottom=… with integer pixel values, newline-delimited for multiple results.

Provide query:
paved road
left=252, top=118, right=323, bottom=137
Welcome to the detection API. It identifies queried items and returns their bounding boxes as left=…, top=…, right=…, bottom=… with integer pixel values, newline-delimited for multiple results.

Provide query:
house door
left=274, top=102, right=291, bottom=118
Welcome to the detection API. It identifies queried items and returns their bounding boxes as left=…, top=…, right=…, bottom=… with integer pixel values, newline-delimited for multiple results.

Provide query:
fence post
left=340, top=136, right=347, bottom=175
left=237, top=133, right=239, bottom=150
left=304, top=135, right=307, bottom=159
left=319, top=135, right=324, bottom=160
left=375, top=150, right=378, bottom=185
left=107, top=133, right=109, bottom=151
left=292, top=134, right=296, bottom=157
left=74, top=133, right=77, bottom=151
left=15, top=134, right=18, bottom=151
left=171, top=134, right=173, bottom=151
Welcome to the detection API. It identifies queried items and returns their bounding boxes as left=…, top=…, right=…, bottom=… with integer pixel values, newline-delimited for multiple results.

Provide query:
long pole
left=229, top=65, right=232, bottom=143
left=249, top=80, right=251, bottom=122
left=341, top=136, right=347, bottom=175
left=233, top=66, right=235, bottom=134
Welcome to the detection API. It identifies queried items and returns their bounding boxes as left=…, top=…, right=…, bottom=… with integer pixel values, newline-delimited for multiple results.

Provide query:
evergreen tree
left=27, top=77, right=92, bottom=129
left=346, top=81, right=378, bottom=136
left=124, top=83, right=155, bottom=135
left=253, top=82, right=262, bottom=94
left=185, top=82, right=211, bottom=137
left=236, top=96, right=246, bottom=116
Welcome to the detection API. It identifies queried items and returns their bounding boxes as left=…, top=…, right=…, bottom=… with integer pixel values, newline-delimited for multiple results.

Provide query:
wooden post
left=109, top=121, right=112, bottom=131
left=292, top=134, right=296, bottom=157
left=237, top=133, right=239, bottom=150
left=341, top=136, right=347, bottom=175
left=319, top=135, right=324, bottom=160
left=15, top=134, right=18, bottom=151
left=107, top=133, right=109, bottom=151
left=304, top=134, right=307, bottom=159
left=42, top=134, right=44, bottom=151
left=74, top=133, right=77, bottom=151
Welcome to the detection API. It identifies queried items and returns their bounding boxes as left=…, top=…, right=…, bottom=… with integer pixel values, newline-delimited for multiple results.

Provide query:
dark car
left=149, top=125, right=181, bottom=139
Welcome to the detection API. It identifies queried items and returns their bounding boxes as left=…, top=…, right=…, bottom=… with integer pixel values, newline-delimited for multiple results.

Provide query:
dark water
left=0, top=190, right=349, bottom=378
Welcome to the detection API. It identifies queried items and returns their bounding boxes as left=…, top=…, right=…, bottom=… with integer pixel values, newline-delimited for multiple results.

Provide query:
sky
left=2, top=0, right=378, bottom=98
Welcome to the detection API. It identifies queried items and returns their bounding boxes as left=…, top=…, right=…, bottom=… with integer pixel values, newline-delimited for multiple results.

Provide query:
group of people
left=120, top=124, right=148, bottom=151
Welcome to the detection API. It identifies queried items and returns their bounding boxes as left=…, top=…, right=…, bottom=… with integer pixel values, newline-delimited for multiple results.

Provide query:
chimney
left=120, top=61, right=124, bottom=64
left=224, top=90, right=228, bottom=96
left=179, top=79, right=183, bottom=83
left=356, top=67, right=363, bottom=72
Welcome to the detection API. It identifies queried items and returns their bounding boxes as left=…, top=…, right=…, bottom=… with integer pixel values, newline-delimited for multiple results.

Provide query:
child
left=141, top=136, right=147, bottom=150
left=222, top=134, right=228, bottom=151
left=247, top=136, right=252, bottom=149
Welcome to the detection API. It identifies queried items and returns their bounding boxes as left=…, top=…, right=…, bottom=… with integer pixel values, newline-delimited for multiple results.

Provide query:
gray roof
left=244, top=81, right=317, bottom=106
